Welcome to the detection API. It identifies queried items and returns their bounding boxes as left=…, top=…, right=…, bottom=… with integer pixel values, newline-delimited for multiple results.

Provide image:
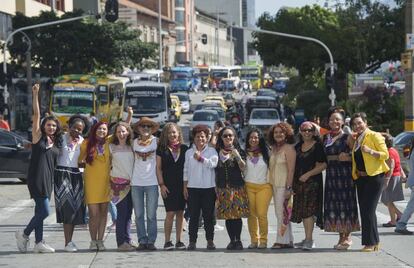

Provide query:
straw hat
left=133, top=117, right=159, bottom=134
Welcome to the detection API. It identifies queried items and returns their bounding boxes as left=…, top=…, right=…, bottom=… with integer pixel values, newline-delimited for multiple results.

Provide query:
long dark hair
left=40, top=115, right=63, bottom=148
left=86, top=121, right=108, bottom=165
left=245, top=128, right=269, bottom=166
left=216, top=126, right=243, bottom=153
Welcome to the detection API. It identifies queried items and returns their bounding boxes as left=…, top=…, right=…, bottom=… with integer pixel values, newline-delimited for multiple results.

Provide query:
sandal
left=336, top=240, right=352, bottom=250
left=382, top=221, right=396, bottom=227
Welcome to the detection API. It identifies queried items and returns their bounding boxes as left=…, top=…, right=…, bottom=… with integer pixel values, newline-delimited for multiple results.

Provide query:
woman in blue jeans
left=15, top=84, right=63, bottom=253
left=131, top=117, right=160, bottom=250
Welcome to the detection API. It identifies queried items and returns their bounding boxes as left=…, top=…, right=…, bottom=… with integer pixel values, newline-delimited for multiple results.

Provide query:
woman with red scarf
left=215, top=126, right=249, bottom=250
left=79, top=121, right=111, bottom=251
left=156, top=122, right=188, bottom=250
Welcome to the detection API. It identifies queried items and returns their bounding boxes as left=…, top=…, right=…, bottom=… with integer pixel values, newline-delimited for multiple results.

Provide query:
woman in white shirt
left=109, top=121, right=135, bottom=251
left=244, top=128, right=272, bottom=249
left=183, top=124, right=218, bottom=251
left=54, top=115, right=88, bottom=252
left=131, top=117, right=160, bottom=251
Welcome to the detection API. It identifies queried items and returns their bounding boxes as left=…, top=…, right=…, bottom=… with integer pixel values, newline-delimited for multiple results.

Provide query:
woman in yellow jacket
left=350, top=112, right=389, bottom=252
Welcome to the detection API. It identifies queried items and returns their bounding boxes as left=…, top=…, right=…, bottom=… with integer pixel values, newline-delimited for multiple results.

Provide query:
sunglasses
left=140, top=124, right=152, bottom=129
left=222, top=134, right=234, bottom=138
left=301, top=129, right=314, bottom=133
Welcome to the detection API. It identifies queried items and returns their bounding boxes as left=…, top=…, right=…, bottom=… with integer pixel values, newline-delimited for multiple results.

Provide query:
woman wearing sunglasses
left=131, top=117, right=160, bottom=251
left=291, top=121, right=327, bottom=250
left=215, top=126, right=249, bottom=250
left=350, top=112, right=389, bottom=252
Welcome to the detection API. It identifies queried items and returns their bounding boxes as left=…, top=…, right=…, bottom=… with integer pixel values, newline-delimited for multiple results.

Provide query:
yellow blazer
left=351, top=129, right=389, bottom=180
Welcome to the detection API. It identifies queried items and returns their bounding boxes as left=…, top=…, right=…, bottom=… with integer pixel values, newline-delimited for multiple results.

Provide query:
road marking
left=0, top=199, right=33, bottom=222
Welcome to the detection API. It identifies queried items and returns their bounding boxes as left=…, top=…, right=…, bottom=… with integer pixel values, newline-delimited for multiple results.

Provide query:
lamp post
left=158, top=0, right=163, bottom=70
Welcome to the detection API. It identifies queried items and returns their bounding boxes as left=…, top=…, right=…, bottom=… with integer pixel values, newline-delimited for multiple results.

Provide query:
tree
left=6, top=10, right=157, bottom=77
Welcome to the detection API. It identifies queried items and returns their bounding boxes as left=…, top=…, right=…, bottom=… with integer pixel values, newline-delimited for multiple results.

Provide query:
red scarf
left=247, top=146, right=261, bottom=164
left=168, top=141, right=181, bottom=161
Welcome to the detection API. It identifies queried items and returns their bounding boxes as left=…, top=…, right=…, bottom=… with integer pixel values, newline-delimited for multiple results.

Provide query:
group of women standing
left=16, top=84, right=390, bottom=253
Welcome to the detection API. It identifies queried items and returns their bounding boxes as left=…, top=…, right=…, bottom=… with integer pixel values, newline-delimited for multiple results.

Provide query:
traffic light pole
left=405, top=0, right=414, bottom=131
left=233, top=25, right=336, bottom=106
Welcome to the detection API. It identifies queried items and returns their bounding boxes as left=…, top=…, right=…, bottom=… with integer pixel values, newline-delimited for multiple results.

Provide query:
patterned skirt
left=216, top=186, right=249, bottom=220
left=54, top=166, right=86, bottom=224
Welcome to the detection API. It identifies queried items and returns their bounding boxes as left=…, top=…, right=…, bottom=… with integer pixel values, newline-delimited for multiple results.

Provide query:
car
left=194, top=102, right=222, bottom=111
left=394, top=131, right=414, bottom=173
left=203, top=95, right=227, bottom=111
left=172, top=92, right=191, bottom=113
left=190, top=110, right=220, bottom=134
left=256, top=88, right=277, bottom=98
left=0, top=129, right=31, bottom=182
left=218, top=78, right=236, bottom=91
left=245, top=96, right=279, bottom=119
left=248, top=108, right=281, bottom=134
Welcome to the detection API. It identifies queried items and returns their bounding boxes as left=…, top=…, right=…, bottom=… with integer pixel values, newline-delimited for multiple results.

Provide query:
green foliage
left=6, top=10, right=157, bottom=77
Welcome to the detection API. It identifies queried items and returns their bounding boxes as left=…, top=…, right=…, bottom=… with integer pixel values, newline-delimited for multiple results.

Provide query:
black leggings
left=225, top=219, right=242, bottom=241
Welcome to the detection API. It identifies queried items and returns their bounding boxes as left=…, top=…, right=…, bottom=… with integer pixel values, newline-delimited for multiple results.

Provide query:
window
left=0, top=132, right=16, bottom=147
left=175, top=0, right=184, bottom=8
left=175, top=10, right=184, bottom=25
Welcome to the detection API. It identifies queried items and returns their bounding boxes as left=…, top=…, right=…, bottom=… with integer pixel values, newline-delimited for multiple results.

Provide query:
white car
left=190, top=110, right=220, bottom=133
left=172, top=92, right=191, bottom=113
left=248, top=108, right=281, bottom=133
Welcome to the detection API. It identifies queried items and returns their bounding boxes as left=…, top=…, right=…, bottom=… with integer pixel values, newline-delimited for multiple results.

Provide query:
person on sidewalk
left=395, top=138, right=414, bottom=235
left=267, top=123, right=296, bottom=249
left=54, top=115, right=89, bottom=252
left=244, top=128, right=272, bottom=249
left=156, top=123, right=188, bottom=250
left=350, top=112, right=389, bottom=252
left=79, top=121, right=112, bottom=251
left=323, top=110, right=360, bottom=250
left=15, top=84, right=63, bottom=253
left=183, top=124, right=218, bottom=250
left=131, top=117, right=160, bottom=250
left=291, top=121, right=327, bottom=251
left=381, top=133, right=405, bottom=228
left=215, top=126, right=249, bottom=250
left=0, top=114, right=10, bottom=131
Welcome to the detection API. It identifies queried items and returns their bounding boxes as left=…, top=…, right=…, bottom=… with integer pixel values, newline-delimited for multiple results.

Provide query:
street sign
left=401, top=52, right=412, bottom=70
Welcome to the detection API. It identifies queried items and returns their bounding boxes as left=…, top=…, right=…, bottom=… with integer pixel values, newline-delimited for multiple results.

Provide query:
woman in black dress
left=15, top=84, right=63, bottom=253
left=291, top=121, right=327, bottom=250
left=156, top=122, right=188, bottom=250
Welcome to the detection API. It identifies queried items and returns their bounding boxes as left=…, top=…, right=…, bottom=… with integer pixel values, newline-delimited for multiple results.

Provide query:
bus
left=195, top=65, right=210, bottom=83
left=122, top=81, right=172, bottom=126
left=240, top=65, right=262, bottom=90
left=50, top=74, right=124, bottom=128
left=169, top=66, right=200, bottom=93
left=210, top=66, right=240, bottom=87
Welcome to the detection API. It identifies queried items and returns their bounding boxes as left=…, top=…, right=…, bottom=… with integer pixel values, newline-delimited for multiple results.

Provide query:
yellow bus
left=240, top=65, right=262, bottom=90
left=50, top=74, right=125, bottom=128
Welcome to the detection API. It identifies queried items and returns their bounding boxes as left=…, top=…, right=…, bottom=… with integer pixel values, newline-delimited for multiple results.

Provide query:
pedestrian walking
left=79, top=121, right=111, bottom=251
left=54, top=114, right=89, bottom=252
left=267, top=123, right=296, bottom=249
left=381, top=133, right=405, bottom=228
left=323, top=111, right=360, bottom=250
left=156, top=123, right=188, bottom=250
left=0, top=114, right=10, bottom=131
left=291, top=121, right=327, bottom=250
left=183, top=125, right=218, bottom=250
left=15, top=84, right=63, bottom=253
left=109, top=121, right=137, bottom=251
left=395, top=138, right=414, bottom=235
left=350, top=112, right=389, bottom=252
left=131, top=117, right=160, bottom=250
left=215, top=126, right=249, bottom=250
left=244, top=128, right=272, bottom=249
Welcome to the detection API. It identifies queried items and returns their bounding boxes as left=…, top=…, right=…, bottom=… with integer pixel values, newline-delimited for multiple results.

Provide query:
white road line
left=0, top=199, right=33, bottom=222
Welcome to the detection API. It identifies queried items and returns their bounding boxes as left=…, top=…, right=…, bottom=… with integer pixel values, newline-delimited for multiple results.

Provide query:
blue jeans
left=109, top=201, right=117, bottom=222
left=131, top=185, right=159, bottom=244
left=396, top=187, right=414, bottom=230
left=24, top=197, right=50, bottom=243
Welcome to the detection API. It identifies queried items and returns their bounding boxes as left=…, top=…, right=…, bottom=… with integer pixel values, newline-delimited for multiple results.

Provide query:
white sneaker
left=294, top=239, right=306, bottom=249
left=15, top=230, right=30, bottom=253
left=302, top=240, right=315, bottom=250
left=89, top=240, right=98, bottom=251
left=33, top=241, right=55, bottom=253
left=214, top=224, right=224, bottom=231
left=96, top=240, right=106, bottom=251
left=64, top=241, right=78, bottom=252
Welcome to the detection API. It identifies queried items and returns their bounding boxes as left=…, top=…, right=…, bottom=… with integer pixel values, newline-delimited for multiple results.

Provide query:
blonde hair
left=158, top=122, right=184, bottom=151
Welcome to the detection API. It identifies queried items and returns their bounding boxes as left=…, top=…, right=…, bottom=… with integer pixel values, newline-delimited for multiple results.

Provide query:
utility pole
left=190, top=0, right=194, bottom=67
left=405, top=0, right=414, bottom=131
left=158, top=0, right=163, bottom=70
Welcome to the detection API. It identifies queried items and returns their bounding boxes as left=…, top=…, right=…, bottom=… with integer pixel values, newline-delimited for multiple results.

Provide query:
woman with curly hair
left=79, top=121, right=111, bottom=251
left=54, top=114, right=89, bottom=252
left=215, top=126, right=249, bottom=250
left=244, top=128, right=272, bottom=249
left=156, top=122, right=188, bottom=250
left=267, top=122, right=296, bottom=249
left=16, top=84, right=63, bottom=253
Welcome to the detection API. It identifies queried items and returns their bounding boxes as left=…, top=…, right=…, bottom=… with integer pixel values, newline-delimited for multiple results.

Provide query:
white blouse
left=244, top=155, right=268, bottom=184
left=57, top=134, right=83, bottom=168
left=131, top=136, right=158, bottom=186
left=109, top=144, right=134, bottom=180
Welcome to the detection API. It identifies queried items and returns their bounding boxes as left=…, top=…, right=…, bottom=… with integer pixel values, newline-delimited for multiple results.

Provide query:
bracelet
left=370, top=150, right=374, bottom=156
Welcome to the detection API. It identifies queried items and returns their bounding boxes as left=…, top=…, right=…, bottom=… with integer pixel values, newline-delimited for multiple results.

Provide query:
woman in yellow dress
left=79, top=121, right=111, bottom=251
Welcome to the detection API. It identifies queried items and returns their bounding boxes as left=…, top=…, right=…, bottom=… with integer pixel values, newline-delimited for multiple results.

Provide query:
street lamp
left=158, top=0, right=162, bottom=70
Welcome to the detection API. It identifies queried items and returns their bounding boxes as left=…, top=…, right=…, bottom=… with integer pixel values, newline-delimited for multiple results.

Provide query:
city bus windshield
left=52, top=90, right=94, bottom=114
left=171, top=72, right=191, bottom=80
left=211, top=71, right=228, bottom=79
left=124, top=86, right=167, bottom=113
left=241, top=69, right=259, bottom=79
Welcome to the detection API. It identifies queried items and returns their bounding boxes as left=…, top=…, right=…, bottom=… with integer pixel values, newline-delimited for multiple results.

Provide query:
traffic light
left=201, top=34, right=207, bottom=45
left=105, top=0, right=119, bottom=23
left=325, top=69, right=335, bottom=92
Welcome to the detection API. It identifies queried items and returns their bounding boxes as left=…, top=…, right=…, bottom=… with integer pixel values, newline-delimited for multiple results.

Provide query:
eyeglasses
left=222, top=134, right=234, bottom=138
left=140, top=124, right=152, bottom=129
left=301, top=129, right=314, bottom=133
